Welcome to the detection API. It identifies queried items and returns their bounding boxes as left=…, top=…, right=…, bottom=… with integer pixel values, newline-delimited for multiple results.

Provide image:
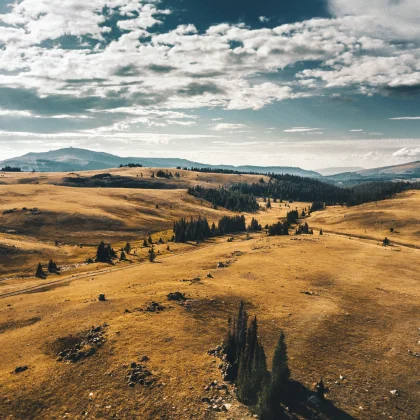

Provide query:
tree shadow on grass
left=280, top=380, right=356, bottom=420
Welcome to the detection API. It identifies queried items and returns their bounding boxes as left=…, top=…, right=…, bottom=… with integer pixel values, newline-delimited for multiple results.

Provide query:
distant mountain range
left=326, top=161, right=420, bottom=184
left=0, top=147, right=322, bottom=178
left=2, top=148, right=420, bottom=183
left=316, top=166, right=365, bottom=176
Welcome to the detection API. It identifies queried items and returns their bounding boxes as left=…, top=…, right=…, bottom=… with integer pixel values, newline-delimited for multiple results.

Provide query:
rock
left=167, top=292, right=186, bottom=301
left=139, top=355, right=150, bottom=362
left=390, top=390, right=399, bottom=396
left=145, top=301, right=165, bottom=312
left=13, top=366, right=28, bottom=374
left=216, top=262, right=225, bottom=268
left=98, top=294, right=106, bottom=302
left=207, top=273, right=213, bottom=278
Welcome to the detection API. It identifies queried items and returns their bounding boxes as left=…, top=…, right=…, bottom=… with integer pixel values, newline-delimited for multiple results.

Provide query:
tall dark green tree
left=271, top=331, right=290, bottom=398
left=35, top=262, right=45, bottom=278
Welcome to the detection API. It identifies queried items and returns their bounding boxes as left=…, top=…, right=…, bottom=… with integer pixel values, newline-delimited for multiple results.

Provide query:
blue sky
left=0, top=0, right=420, bottom=169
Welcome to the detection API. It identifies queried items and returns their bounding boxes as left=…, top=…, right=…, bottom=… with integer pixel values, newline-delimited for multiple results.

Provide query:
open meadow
left=0, top=169, right=419, bottom=419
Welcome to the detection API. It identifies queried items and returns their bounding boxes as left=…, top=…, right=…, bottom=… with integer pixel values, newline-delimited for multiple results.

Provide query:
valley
left=0, top=167, right=419, bottom=419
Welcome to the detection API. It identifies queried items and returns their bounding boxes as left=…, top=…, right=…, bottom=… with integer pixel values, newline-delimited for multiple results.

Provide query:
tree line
left=173, top=215, right=249, bottom=243
left=1, top=166, right=22, bottom=172
left=187, top=185, right=259, bottom=212
left=195, top=175, right=415, bottom=208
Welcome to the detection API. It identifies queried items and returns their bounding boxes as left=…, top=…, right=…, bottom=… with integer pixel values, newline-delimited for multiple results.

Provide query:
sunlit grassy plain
left=0, top=168, right=419, bottom=419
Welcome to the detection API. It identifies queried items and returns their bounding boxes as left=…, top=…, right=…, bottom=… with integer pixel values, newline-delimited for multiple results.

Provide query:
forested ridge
left=189, top=175, right=415, bottom=209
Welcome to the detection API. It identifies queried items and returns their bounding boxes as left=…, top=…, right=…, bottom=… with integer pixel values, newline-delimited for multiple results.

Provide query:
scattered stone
left=167, top=292, right=186, bottom=301
left=145, top=301, right=165, bottom=312
left=56, top=325, right=107, bottom=363
left=126, top=361, right=156, bottom=387
left=13, top=366, right=28, bottom=374
left=301, top=291, right=317, bottom=296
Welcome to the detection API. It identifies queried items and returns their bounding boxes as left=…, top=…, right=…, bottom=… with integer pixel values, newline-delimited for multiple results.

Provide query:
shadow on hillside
left=282, top=380, right=356, bottom=420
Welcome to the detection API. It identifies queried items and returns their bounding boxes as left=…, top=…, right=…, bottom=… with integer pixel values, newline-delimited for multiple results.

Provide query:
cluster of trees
left=35, top=260, right=60, bottom=278
left=248, top=217, right=262, bottom=231
left=173, top=217, right=213, bottom=243
left=267, top=222, right=289, bottom=236
left=156, top=170, right=180, bottom=179
left=223, top=302, right=292, bottom=419
left=96, top=241, right=116, bottom=262
left=347, top=181, right=407, bottom=206
left=228, top=176, right=413, bottom=207
left=230, top=175, right=347, bottom=204
left=188, top=185, right=259, bottom=212
left=218, top=215, right=246, bottom=235
left=173, top=215, right=248, bottom=243
left=188, top=167, right=262, bottom=175
left=286, top=210, right=299, bottom=224
left=119, top=163, right=143, bottom=168
left=310, top=201, right=325, bottom=212
left=1, top=166, right=21, bottom=172
left=295, top=222, right=313, bottom=235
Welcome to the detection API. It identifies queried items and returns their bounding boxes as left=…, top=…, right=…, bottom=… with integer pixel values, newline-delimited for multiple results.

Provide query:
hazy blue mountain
left=316, top=166, right=365, bottom=176
left=0, top=147, right=322, bottom=177
left=325, top=161, right=420, bottom=185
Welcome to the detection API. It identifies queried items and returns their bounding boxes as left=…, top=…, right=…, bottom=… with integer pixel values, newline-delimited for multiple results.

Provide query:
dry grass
left=0, top=181, right=419, bottom=419
left=309, top=190, right=420, bottom=247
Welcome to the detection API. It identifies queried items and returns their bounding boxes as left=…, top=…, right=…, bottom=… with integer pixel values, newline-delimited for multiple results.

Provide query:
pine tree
left=120, top=250, right=126, bottom=261
left=35, top=263, right=45, bottom=278
left=271, top=331, right=290, bottom=399
left=124, top=242, right=131, bottom=254
left=48, top=259, right=58, bottom=273
left=316, top=377, right=326, bottom=401
left=148, top=246, right=156, bottom=262
left=143, top=239, right=148, bottom=247
left=148, top=235, right=153, bottom=245
left=319, top=228, right=323, bottom=235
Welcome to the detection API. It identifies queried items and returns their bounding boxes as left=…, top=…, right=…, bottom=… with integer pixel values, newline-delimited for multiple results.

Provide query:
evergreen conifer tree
left=148, top=246, right=156, bottom=262
left=271, top=331, right=290, bottom=399
left=35, top=262, right=45, bottom=278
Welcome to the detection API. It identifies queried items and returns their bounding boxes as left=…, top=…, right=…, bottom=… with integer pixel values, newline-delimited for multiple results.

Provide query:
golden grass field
left=0, top=170, right=419, bottom=419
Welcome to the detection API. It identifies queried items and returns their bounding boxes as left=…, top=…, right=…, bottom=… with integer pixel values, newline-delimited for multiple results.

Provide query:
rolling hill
left=325, top=160, right=420, bottom=185
left=0, top=147, right=321, bottom=177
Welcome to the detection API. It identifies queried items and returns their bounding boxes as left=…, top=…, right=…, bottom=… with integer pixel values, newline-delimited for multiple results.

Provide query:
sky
left=0, top=0, right=420, bottom=169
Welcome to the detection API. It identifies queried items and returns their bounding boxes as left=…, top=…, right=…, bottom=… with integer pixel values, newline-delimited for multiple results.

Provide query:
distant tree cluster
left=286, top=210, right=299, bottom=224
left=156, top=170, right=173, bottom=179
left=119, top=163, right=143, bottom=168
left=230, top=175, right=347, bottom=204
left=188, top=167, right=263, bottom=175
left=223, top=302, right=292, bottom=418
left=1, top=166, right=22, bottom=172
left=188, top=185, right=259, bottom=212
left=295, top=222, right=313, bottom=235
left=218, top=215, right=246, bottom=235
left=173, top=215, right=248, bottom=243
left=347, top=181, right=407, bottom=206
left=310, top=201, right=325, bottom=212
left=35, top=259, right=60, bottom=278
left=96, top=241, right=116, bottom=262
left=248, top=217, right=262, bottom=231
left=173, top=217, right=213, bottom=243
left=267, top=222, right=289, bottom=236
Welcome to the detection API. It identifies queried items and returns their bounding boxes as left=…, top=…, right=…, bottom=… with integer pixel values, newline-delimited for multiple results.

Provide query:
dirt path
left=0, top=236, right=232, bottom=299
